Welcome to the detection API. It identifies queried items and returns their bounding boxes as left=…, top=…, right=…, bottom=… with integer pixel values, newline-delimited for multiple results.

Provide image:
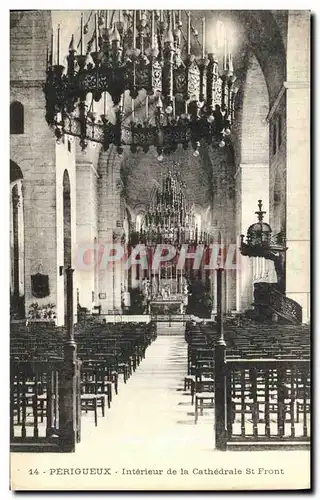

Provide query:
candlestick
left=80, top=13, right=84, bottom=56
left=94, top=13, right=98, bottom=52
left=51, top=33, right=54, bottom=65
left=187, top=12, right=191, bottom=55
left=228, top=53, right=234, bottom=74
left=133, top=10, right=136, bottom=49
left=172, top=11, right=176, bottom=30
left=145, top=95, right=149, bottom=119
left=95, top=13, right=98, bottom=52
left=131, top=97, right=135, bottom=118
left=224, top=31, right=227, bottom=71
left=105, top=10, right=109, bottom=28
left=202, top=17, right=205, bottom=59
left=151, top=11, right=155, bottom=49
left=160, top=10, right=164, bottom=23
left=172, top=97, right=176, bottom=119
left=103, top=92, right=107, bottom=115
left=178, top=10, right=182, bottom=25
left=57, top=24, right=60, bottom=65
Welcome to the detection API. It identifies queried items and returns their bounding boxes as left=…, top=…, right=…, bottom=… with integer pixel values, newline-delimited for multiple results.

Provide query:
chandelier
left=130, top=169, right=211, bottom=246
left=44, top=10, right=237, bottom=156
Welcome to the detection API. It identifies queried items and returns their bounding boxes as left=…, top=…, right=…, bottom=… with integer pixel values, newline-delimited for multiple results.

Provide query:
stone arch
left=238, top=51, right=269, bottom=165
left=232, top=10, right=286, bottom=104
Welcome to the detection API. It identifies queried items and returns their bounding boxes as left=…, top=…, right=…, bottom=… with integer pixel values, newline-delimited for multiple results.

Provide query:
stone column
left=98, top=148, right=123, bottom=314
left=16, top=180, right=25, bottom=297
left=285, top=11, right=310, bottom=322
left=10, top=180, right=25, bottom=299
left=75, top=156, right=99, bottom=311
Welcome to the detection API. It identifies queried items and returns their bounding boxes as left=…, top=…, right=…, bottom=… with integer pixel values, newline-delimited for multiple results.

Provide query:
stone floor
left=10, top=335, right=310, bottom=491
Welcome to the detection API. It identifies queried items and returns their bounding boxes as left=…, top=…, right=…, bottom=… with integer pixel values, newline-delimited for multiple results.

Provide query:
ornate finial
left=69, top=34, right=76, bottom=53
left=112, top=24, right=121, bottom=42
left=156, top=94, right=163, bottom=109
left=255, top=199, right=266, bottom=222
left=164, top=15, right=174, bottom=45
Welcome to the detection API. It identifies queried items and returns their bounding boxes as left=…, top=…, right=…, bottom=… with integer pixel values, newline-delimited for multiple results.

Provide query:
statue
left=142, top=279, right=151, bottom=300
left=161, top=284, right=170, bottom=299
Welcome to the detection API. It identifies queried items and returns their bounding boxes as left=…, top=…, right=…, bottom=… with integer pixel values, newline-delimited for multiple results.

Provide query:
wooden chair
left=80, top=365, right=105, bottom=427
left=194, top=380, right=215, bottom=424
left=191, top=362, right=214, bottom=404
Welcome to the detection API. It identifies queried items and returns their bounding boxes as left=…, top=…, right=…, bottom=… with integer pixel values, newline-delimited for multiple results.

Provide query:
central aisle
left=79, top=334, right=215, bottom=455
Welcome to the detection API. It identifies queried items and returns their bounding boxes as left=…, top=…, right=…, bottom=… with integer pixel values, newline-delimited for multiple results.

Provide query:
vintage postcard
left=9, top=7, right=311, bottom=491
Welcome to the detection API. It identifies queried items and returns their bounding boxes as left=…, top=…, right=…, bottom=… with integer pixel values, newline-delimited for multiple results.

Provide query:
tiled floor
left=10, top=335, right=310, bottom=491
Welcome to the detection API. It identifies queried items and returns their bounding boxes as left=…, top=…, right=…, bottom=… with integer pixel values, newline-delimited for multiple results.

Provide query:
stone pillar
left=75, top=156, right=99, bottom=311
left=224, top=233, right=237, bottom=313
left=98, top=148, right=123, bottom=314
left=59, top=267, right=78, bottom=452
left=285, top=11, right=310, bottom=322
left=10, top=179, right=25, bottom=299
left=235, top=164, right=269, bottom=311
left=214, top=268, right=227, bottom=450
left=55, top=141, right=77, bottom=326
left=16, top=180, right=25, bottom=297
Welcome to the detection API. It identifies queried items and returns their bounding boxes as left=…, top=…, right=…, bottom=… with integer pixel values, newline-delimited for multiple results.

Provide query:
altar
left=143, top=277, right=189, bottom=315
left=150, top=297, right=187, bottom=315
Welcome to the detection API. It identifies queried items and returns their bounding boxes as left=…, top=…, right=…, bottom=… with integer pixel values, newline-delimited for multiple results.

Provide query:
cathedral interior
left=10, top=10, right=311, bottom=472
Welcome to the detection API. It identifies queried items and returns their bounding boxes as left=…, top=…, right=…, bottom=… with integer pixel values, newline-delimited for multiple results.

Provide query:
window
left=10, top=101, right=24, bottom=134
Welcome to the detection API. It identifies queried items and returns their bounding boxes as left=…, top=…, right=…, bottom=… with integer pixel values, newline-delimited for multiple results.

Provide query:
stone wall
left=75, top=145, right=99, bottom=312
left=269, top=93, right=286, bottom=235
left=285, top=11, right=310, bottom=322
left=10, top=11, right=58, bottom=320
left=10, top=11, right=78, bottom=325
left=233, top=53, right=270, bottom=312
